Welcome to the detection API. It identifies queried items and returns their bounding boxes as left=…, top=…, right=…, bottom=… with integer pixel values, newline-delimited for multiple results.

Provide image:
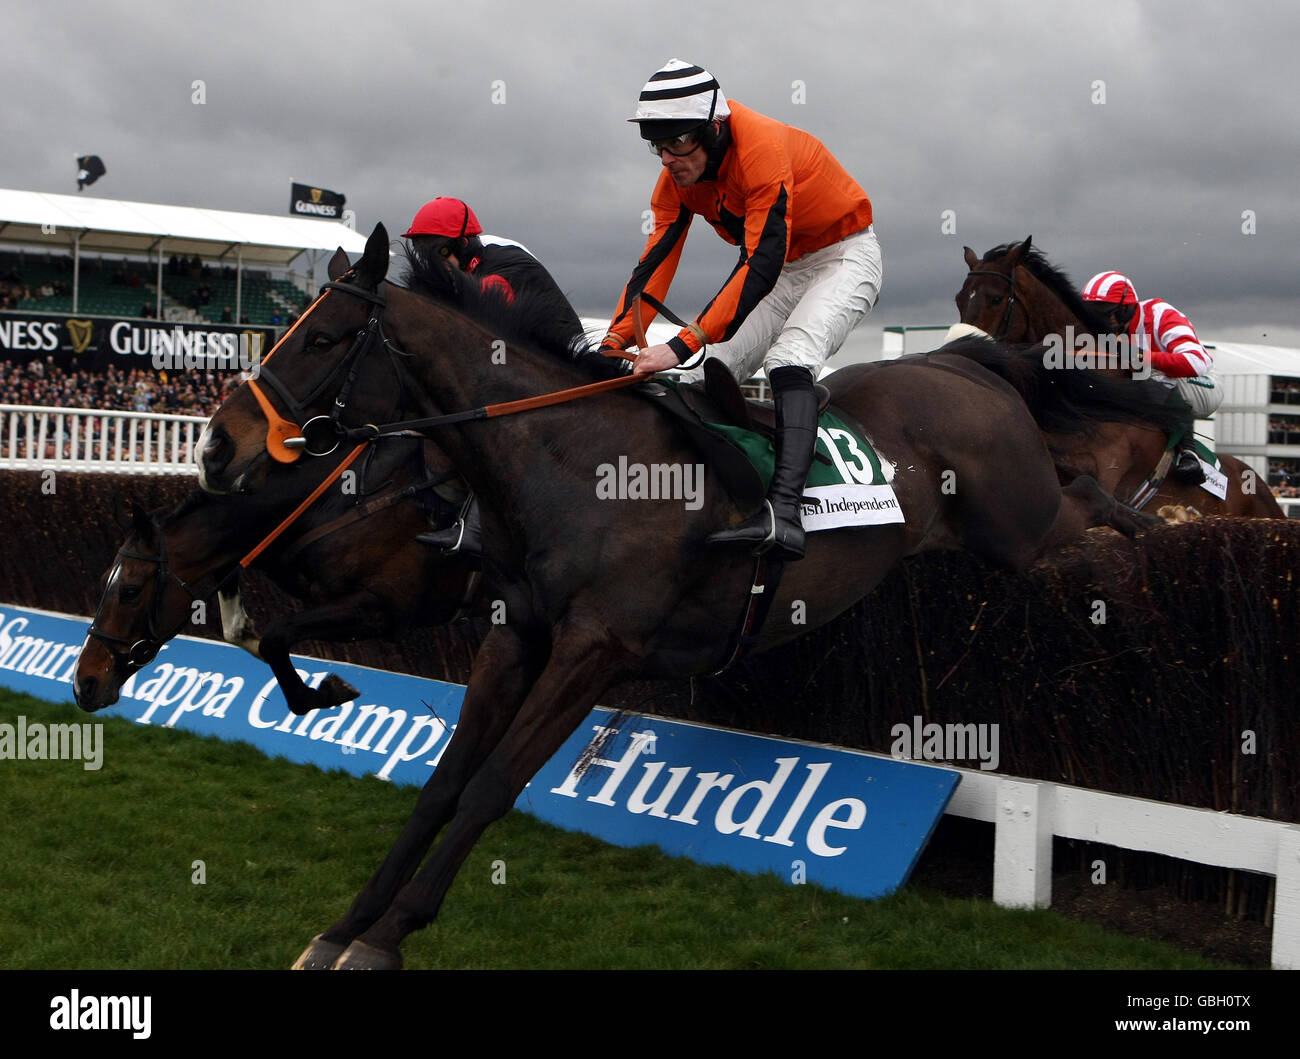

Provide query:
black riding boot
left=1163, top=392, right=1206, bottom=486
left=1172, top=444, right=1206, bottom=485
left=707, top=365, right=817, bottom=560
left=418, top=493, right=482, bottom=560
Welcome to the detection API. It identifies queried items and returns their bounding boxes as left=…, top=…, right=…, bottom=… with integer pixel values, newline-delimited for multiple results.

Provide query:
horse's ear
left=328, top=247, right=351, bottom=281
left=963, top=246, right=980, bottom=270
left=1006, top=237, right=1032, bottom=269
left=110, top=492, right=129, bottom=531
left=353, top=223, right=390, bottom=291
left=130, top=503, right=155, bottom=543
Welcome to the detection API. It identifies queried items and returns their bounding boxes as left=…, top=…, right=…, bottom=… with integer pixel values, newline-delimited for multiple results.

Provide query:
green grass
left=0, top=689, right=1238, bottom=970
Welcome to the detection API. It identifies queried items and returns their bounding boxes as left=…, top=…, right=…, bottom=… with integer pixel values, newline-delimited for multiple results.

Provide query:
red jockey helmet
left=1082, top=271, right=1139, bottom=305
left=403, top=198, right=483, bottom=239
left=1081, top=272, right=1140, bottom=333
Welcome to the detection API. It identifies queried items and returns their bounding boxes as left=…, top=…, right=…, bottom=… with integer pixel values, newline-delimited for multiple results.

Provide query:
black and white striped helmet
left=629, top=58, right=730, bottom=139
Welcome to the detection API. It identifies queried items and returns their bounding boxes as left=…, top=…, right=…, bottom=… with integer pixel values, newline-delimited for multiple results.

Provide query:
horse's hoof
left=331, top=940, right=403, bottom=971
left=1157, top=503, right=1201, bottom=524
left=291, top=933, right=348, bottom=970
left=287, top=674, right=360, bottom=716
left=321, top=673, right=360, bottom=707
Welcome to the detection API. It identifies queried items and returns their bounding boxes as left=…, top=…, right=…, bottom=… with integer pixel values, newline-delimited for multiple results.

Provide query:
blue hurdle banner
left=0, top=603, right=958, bottom=899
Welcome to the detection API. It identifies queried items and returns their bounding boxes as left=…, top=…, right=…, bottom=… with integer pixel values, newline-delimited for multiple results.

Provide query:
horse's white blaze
left=195, top=426, right=221, bottom=492
left=194, top=425, right=235, bottom=494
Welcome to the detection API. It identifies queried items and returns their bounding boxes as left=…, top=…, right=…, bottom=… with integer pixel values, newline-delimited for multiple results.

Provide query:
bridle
left=240, top=272, right=645, bottom=462
left=962, top=265, right=1025, bottom=341
left=85, top=529, right=228, bottom=675
left=247, top=274, right=397, bottom=460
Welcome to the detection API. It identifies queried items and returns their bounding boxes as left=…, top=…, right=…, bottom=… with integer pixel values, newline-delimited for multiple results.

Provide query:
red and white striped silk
left=1136, top=299, right=1212, bottom=379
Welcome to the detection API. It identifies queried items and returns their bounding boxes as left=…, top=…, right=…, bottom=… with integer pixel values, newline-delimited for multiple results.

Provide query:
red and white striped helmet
left=1081, top=271, right=1139, bottom=307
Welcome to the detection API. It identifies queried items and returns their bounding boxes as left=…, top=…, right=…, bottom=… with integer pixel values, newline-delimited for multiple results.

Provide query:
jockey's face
left=1101, top=303, right=1138, bottom=335
left=410, top=235, right=463, bottom=270
left=656, top=120, right=717, bottom=186
left=659, top=140, right=707, bottom=186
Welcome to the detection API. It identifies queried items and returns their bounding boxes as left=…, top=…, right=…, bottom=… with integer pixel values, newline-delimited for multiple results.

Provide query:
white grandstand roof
left=0, top=187, right=369, bottom=267
left=1204, top=342, right=1300, bottom=377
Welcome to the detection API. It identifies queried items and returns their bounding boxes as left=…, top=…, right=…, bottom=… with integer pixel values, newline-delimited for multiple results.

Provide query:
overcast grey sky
left=3, top=0, right=1297, bottom=353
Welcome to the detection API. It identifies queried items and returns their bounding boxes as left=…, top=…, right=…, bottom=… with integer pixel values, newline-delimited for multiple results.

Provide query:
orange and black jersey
left=606, top=100, right=873, bottom=361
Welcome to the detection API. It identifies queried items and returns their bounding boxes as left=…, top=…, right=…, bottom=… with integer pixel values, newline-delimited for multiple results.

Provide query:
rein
left=265, top=277, right=653, bottom=457
left=229, top=272, right=655, bottom=563
left=238, top=443, right=369, bottom=567
left=321, top=288, right=715, bottom=446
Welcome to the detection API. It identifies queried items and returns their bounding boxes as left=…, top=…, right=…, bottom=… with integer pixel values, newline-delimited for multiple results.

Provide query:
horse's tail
left=936, top=336, right=1188, bottom=438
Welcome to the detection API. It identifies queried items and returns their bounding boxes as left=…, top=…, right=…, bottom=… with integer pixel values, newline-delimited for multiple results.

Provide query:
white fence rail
left=934, top=760, right=1300, bottom=969
left=0, top=405, right=204, bottom=475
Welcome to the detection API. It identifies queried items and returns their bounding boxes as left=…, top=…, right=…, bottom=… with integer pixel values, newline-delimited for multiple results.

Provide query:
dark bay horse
left=74, top=434, right=479, bottom=714
left=195, top=223, right=1152, bottom=970
left=954, top=237, right=1283, bottom=518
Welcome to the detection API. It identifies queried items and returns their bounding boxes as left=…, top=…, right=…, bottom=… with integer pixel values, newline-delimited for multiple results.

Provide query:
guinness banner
left=0, top=310, right=275, bottom=375
left=290, top=182, right=346, bottom=219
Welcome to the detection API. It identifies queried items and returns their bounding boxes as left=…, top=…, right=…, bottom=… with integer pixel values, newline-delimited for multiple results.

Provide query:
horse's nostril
left=76, top=675, right=97, bottom=706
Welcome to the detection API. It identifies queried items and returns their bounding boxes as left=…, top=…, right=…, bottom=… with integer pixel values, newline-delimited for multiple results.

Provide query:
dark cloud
left=2, top=0, right=1295, bottom=348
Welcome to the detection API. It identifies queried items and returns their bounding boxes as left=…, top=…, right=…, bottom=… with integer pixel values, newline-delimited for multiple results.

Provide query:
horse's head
left=75, top=505, right=197, bottom=711
left=954, top=236, right=1034, bottom=342
left=198, top=223, right=392, bottom=496
left=954, top=237, right=1115, bottom=349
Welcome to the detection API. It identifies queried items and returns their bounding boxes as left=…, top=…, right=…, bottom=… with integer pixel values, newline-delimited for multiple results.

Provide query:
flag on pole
left=76, top=154, right=106, bottom=191
left=290, top=182, right=346, bottom=218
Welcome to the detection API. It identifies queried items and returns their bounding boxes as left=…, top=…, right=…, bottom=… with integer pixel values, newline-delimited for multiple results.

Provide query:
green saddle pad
left=704, top=410, right=893, bottom=490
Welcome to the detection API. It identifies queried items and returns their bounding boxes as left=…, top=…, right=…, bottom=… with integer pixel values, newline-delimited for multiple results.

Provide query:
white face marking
left=105, top=558, right=123, bottom=593
left=194, top=426, right=228, bottom=494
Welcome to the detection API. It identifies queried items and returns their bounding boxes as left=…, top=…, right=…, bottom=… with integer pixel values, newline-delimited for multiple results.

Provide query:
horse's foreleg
left=218, top=581, right=260, bottom=656
left=1036, top=475, right=1160, bottom=558
left=295, top=625, right=547, bottom=968
left=256, top=593, right=402, bottom=715
left=333, top=625, right=637, bottom=969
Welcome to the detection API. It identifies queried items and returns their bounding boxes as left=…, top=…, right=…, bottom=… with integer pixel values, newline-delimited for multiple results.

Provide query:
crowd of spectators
left=1, top=260, right=73, bottom=309
left=166, top=254, right=234, bottom=282
left=1270, top=379, right=1300, bottom=404
left=0, top=356, right=236, bottom=416
left=1268, top=459, right=1300, bottom=497
left=0, top=356, right=241, bottom=463
left=1266, top=417, right=1300, bottom=445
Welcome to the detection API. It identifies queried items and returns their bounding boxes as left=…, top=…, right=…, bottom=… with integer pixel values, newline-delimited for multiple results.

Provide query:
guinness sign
left=290, top=182, right=346, bottom=219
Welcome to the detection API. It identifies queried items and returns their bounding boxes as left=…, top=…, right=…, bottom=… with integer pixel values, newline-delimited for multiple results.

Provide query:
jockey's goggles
left=648, top=130, right=703, bottom=156
left=410, top=235, right=458, bottom=259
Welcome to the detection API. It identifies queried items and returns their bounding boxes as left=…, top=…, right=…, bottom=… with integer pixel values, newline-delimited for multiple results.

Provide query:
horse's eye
left=311, top=333, right=335, bottom=349
left=119, top=585, right=142, bottom=603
